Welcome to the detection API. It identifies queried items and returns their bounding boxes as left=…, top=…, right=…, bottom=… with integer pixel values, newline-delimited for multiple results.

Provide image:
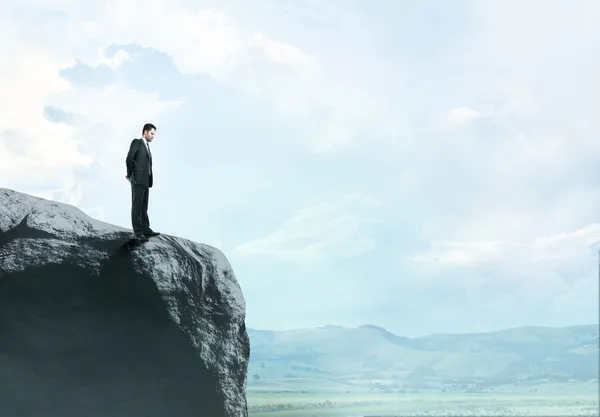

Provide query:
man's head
left=142, top=123, right=156, bottom=142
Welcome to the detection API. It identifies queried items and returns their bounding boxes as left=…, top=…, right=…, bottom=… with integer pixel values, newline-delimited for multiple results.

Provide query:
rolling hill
left=247, top=324, right=599, bottom=390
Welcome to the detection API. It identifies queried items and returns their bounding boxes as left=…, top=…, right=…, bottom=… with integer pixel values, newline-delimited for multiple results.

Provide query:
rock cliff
left=0, top=188, right=250, bottom=417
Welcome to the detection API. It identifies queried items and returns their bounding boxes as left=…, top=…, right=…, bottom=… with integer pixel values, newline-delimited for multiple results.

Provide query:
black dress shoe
left=145, top=231, right=160, bottom=237
left=136, top=235, right=149, bottom=242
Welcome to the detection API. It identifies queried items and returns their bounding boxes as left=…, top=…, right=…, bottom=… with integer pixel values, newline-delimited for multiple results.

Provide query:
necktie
left=146, top=142, right=152, bottom=176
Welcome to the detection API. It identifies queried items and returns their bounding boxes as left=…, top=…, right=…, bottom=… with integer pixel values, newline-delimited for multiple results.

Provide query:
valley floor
left=247, top=382, right=599, bottom=417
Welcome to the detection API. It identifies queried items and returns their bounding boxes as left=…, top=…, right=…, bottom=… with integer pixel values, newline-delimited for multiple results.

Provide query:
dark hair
left=142, top=123, right=156, bottom=134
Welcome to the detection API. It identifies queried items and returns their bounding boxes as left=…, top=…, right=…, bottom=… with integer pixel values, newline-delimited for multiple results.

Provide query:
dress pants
left=131, top=183, right=150, bottom=237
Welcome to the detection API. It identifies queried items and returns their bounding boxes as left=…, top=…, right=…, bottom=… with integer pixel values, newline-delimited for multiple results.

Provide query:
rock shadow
left=0, top=237, right=226, bottom=417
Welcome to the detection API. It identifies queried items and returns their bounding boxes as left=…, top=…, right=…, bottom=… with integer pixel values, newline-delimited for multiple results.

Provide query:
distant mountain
left=247, top=324, right=599, bottom=388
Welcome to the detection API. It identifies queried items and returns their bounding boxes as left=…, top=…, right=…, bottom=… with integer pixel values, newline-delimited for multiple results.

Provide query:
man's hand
left=125, top=138, right=140, bottom=179
left=125, top=176, right=129, bottom=180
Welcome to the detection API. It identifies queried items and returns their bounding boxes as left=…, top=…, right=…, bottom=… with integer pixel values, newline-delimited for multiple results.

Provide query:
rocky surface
left=0, top=188, right=250, bottom=417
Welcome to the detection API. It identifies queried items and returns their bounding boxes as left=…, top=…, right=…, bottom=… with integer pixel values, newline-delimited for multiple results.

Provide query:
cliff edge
left=0, top=188, right=250, bottom=417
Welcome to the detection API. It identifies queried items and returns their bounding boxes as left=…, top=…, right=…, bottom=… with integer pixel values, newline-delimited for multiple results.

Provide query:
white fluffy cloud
left=0, top=48, right=88, bottom=181
left=0, top=0, right=390, bottom=192
left=0, top=2, right=181, bottom=204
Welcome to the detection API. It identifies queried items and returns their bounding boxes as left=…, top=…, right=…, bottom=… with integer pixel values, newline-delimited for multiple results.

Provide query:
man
left=125, top=123, right=161, bottom=242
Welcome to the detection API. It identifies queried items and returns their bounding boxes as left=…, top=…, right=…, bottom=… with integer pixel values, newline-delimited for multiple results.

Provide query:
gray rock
left=0, top=188, right=249, bottom=417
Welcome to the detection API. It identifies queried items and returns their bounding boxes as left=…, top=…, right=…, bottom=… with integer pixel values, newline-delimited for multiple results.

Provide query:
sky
left=1, top=0, right=599, bottom=337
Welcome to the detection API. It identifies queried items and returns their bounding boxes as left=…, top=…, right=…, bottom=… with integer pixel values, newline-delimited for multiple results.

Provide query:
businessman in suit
left=125, top=123, right=160, bottom=242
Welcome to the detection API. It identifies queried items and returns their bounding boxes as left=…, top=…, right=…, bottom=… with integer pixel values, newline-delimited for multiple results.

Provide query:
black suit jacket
left=125, top=138, right=153, bottom=188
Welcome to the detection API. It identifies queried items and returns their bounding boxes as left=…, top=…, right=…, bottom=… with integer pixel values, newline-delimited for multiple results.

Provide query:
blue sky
left=1, top=0, right=599, bottom=336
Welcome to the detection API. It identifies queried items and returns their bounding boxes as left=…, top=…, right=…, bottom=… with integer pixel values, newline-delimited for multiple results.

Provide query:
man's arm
left=125, top=139, right=140, bottom=178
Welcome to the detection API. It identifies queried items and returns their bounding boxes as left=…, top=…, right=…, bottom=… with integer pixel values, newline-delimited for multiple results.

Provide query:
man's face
left=143, top=128, right=156, bottom=142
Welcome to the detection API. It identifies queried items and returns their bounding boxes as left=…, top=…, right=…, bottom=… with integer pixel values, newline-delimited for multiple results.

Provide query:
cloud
left=446, top=106, right=481, bottom=125
left=0, top=48, right=91, bottom=193
left=0, top=2, right=184, bottom=207
left=407, top=223, right=600, bottom=332
left=250, top=33, right=316, bottom=67
left=1, top=0, right=599, bottom=335
left=33, top=1, right=391, bottom=153
left=97, top=47, right=133, bottom=70
left=413, top=223, right=600, bottom=269
left=233, top=194, right=382, bottom=263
